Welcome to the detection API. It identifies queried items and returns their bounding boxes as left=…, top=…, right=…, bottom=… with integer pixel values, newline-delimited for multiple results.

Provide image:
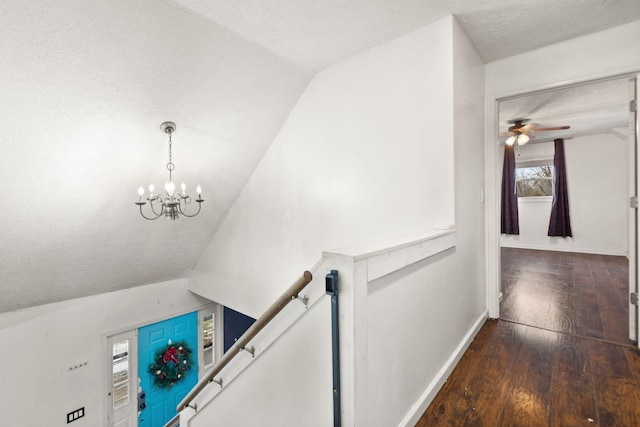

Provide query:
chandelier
left=135, top=121, right=204, bottom=220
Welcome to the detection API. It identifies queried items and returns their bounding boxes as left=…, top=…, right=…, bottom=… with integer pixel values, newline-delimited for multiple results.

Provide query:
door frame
left=632, top=74, right=639, bottom=343
left=485, top=71, right=640, bottom=348
left=102, top=303, right=219, bottom=426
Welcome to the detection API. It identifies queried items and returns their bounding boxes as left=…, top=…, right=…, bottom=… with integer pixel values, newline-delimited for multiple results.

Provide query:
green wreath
left=148, top=340, right=194, bottom=390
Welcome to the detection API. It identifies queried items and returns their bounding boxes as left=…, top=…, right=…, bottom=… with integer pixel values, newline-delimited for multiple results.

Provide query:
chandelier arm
left=139, top=204, right=164, bottom=220
left=149, top=198, right=165, bottom=216
left=177, top=199, right=204, bottom=218
left=148, top=194, right=168, bottom=216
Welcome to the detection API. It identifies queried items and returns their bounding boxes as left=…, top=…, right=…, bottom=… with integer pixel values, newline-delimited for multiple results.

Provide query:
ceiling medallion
left=135, top=121, right=204, bottom=220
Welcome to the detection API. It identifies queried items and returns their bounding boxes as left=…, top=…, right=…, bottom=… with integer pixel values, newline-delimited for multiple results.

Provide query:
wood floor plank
left=501, top=248, right=629, bottom=346
left=588, top=340, right=640, bottom=426
left=625, top=347, right=640, bottom=388
left=417, top=320, right=640, bottom=426
left=549, top=333, right=598, bottom=426
left=418, top=320, right=510, bottom=426
left=575, top=284, right=606, bottom=339
left=498, top=325, right=554, bottom=426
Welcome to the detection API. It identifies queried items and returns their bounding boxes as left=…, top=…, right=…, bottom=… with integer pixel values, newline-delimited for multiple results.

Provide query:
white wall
left=501, top=134, right=629, bottom=255
left=186, top=269, right=332, bottom=427
left=189, top=17, right=457, bottom=318
left=187, top=15, right=486, bottom=427
left=0, top=279, right=210, bottom=427
left=367, top=17, right=487, bottom=427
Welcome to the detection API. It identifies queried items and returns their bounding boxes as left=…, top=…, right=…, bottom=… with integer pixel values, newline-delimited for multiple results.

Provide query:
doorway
left=489, top=75, right=639, bottom=347
left=104, top=304, right=219, bottom=427
left=137, top=311, right=199, bottom=427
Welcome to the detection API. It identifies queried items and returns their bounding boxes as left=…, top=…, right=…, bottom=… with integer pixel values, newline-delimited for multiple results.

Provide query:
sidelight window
left=112, top=339, right=130, bottom=409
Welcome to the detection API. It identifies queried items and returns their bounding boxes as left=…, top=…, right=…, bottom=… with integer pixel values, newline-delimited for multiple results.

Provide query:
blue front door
left=138, top=312, right=198, bottom=427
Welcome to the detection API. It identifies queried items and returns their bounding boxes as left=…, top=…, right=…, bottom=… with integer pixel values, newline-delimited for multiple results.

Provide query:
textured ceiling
left=1, top=0, right=639, bottom=313
left=171, top=0, right=640, bottom=71
left=499, top=77, right=632, bottom=144
left=0, top=0, right=312, bottom=312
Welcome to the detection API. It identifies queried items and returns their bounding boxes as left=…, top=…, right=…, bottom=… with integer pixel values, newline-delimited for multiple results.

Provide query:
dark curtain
left=548, top=138, right=573, bottom=237
left=501, top=144, right=519, bottom=235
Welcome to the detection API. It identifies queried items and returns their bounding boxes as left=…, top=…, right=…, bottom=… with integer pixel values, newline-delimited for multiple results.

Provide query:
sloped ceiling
left=0, top=0, right=312, bottom=312
left=171, top=0, right=640, bottom=70
left=1, top=0, right=639, bottom=313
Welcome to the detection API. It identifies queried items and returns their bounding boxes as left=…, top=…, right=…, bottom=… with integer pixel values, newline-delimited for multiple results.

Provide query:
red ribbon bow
left=162, top=346, right=179, bottom=365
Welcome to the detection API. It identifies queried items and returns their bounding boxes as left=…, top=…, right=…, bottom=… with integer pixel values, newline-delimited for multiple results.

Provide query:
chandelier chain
left=167, top=130, right=175, bottom=182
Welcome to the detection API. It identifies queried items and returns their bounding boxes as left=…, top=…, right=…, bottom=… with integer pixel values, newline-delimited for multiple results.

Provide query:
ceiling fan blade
left=531, top=125, right=571, bottom=132
left=520, top=123, right=538, bottom=132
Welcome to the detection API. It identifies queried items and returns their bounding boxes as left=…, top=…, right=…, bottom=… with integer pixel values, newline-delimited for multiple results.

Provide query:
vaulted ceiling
left=2, top=0, right=639, bottom=313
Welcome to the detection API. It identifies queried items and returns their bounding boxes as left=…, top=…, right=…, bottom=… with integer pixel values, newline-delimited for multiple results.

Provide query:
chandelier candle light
left=135, top=121, right=203, bottom=220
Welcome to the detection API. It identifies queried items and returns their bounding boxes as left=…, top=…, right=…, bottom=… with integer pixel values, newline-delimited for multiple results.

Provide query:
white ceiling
left=1, top=0, right=639, bottom=313
left=171, top=0, right=640, bottom=71
left=499, top=77, right=632, bottom=144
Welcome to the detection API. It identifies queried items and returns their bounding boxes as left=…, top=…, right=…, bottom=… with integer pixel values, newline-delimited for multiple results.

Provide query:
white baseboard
left=397, top=310, right=488, bottom=427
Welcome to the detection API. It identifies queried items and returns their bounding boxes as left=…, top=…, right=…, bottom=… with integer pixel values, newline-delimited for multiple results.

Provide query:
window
left=112, top=339, right=130, bottom=409
left=202, top=312, right=215, bottom=368
left=516, top=160, right=553, bottom=198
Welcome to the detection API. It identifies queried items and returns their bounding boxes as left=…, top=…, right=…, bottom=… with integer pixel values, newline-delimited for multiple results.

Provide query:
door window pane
left=112, top=339, right=130, bottom=409
left=203, top=313, right=214, bottom=367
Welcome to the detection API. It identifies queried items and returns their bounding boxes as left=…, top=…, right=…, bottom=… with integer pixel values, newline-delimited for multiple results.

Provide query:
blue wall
left=223, top=306, right=256, bottom=353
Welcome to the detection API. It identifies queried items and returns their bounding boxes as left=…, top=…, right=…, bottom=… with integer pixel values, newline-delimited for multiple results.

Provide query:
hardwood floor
left=417, top=320, right=640, bottom=426
left=416, top=249, right=640, bottom=426
left=501, top=248, right=630, bottom=345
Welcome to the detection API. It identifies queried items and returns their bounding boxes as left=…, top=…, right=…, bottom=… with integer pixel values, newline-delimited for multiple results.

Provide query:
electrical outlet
left=67, top=407, right=84, bottom=424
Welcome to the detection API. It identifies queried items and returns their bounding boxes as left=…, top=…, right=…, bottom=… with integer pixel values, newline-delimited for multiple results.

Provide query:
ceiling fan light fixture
left=505, top=131, right=530, bottom=147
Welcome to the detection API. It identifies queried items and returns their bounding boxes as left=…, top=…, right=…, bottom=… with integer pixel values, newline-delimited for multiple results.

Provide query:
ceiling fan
left=504, top=119, right=570, bottom=147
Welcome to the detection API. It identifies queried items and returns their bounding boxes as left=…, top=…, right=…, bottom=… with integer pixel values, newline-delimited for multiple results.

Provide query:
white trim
left=397, top=311, right=488, bottom=427
left=325, top=229, right=457, bottom=282
left=323, top=228, right=455, bottom=261
left=500, top=242, right=627, bottom=257
left=101, top=302, right=214, bottom=338
left=517, top=196, right=552, bottom=203
left=365, top=232, right=456, bottom=282
left=516, top=157, right=553, bottom=168
left=485, top=95, right=501, bottom=318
